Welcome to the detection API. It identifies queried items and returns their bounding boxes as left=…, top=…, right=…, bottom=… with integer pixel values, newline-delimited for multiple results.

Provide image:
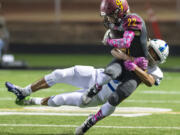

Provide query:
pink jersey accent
left=93, top=109, right=104, bottom=122
left=106, top=30, right=135, bottom=48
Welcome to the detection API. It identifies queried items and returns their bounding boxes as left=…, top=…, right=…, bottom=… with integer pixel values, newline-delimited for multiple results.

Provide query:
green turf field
left=0, top=70, right=180, bottom=135
left=14, top=54, right=180, bottom=69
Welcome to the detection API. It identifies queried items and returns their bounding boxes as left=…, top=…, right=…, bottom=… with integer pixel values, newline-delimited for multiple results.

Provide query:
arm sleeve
left=106, top=30, right=135, bottom=48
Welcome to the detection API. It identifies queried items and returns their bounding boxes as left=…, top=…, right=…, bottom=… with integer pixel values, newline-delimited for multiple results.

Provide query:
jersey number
left=128, top=18, right=137, bottom=26
left=116, top=0, right=124, bottom=11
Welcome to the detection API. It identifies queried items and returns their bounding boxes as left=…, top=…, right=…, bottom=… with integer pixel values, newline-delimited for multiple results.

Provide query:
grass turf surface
left=0, top=70, right=180, bottom=135
left=14, top=54, right=180, bottom=69
left=1, top=53, right=180, bottom=135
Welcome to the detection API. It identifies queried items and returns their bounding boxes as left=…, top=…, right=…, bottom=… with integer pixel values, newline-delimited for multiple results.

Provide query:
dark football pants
left=104, top=58, right=142, bottom=106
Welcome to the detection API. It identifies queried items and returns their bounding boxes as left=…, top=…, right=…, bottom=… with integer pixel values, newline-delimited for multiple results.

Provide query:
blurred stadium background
left=0, top=0, right=180, bottom=135
left=0, top=0, right=179, bottom=63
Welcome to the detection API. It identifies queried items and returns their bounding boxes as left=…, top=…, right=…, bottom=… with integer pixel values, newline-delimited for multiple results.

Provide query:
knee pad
left=105, top=63, right=122, bottom=79
left=52, top=69, right=66, bottom=80
left=47, top=96, right=59, bottom=107
left=108, top=91, right=126, bottom=106
left=118, top=79, right=138, bottom=97
left=108, top=80, right=139, bottom=106
left=45, top=67, right=75, bottom=86
left=44, top=69, right=63, bottom=86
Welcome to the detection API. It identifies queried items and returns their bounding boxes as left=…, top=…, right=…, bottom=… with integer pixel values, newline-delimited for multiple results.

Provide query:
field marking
left=0, top=97, right=14, bottom=101
left=0, top=88, right=7, bottom=91
left=1, top=97, right=180, bottom=104
left=23, top=106, right=172, bottom=113
left=0, top=106, right=174, bottom=117
left=141, top=91, right=180, bottom=94
left=0, top=124, right=180, bottom=130
left=126, top=99, right=180, bottom=104
left=0, top=106, right=172, bottom=113
left=0, top=112, right=151, bottom=117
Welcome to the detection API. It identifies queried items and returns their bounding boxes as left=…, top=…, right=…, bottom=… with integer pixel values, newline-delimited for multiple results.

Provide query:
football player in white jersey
left=5, top=39, right=168, bottom=110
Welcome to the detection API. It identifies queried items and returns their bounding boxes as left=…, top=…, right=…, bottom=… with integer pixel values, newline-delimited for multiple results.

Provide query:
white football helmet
left=148, top=39, right=169, bottom=65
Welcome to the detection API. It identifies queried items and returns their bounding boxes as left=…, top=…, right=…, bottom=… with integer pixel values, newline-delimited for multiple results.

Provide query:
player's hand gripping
left=124, top=57, right=148, bottom=71
left=134, top=57, right=148, bottom=70
left=124, top=60, right=137, bottom=71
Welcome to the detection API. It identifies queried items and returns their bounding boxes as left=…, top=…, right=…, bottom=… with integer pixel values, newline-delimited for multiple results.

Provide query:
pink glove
left=134, top=57, right=148, bottom=70
left=124, top=60, right=137, bottom=71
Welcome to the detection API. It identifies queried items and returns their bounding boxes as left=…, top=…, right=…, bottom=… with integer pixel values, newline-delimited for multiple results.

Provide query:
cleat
left=75, top=114, right=95, bottom=135
left=5, top=82, right=25, bottom=100
left=15, top=96, right=33, bottom=106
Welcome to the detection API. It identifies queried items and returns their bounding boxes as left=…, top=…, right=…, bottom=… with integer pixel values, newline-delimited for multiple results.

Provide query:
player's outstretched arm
left=133, top=66, right=155, bottom=87
left=111, top=48, right=155, bottom=87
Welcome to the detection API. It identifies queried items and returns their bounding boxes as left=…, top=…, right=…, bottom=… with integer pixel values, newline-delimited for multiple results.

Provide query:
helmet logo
left=159, top=43, right=168, bottom=52
left=115, top=0, right=124, bottom=11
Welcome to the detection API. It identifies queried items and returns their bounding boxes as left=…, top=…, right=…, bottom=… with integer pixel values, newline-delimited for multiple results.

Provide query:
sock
left=92, top=109, right=104, bottom=124
left=31, top=97, right=43, bottom=105
left=101, top=102, right=116, bottom=116
left=92, top=102, right=116, bottom=123
left=22, top=85, right=32, bottom=96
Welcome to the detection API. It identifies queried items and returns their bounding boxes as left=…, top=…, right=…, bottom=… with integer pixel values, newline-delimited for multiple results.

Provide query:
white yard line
left=0, top=112, right=151, bottom=117
left=0, top=106, right=173, bottom=117
left=141, top=91, right=180, bottom=94
left=1, top=97, right=180, bottom=104
left=0, top=88, right=7, bottom=91
left=0, top=97, right=14, bottom=101
left=0, top=106, right=172, bottom=113
left=126, top=99, right=180, bottom=104
left=0, top=124, right=180, bottom=130
left=23, top=106, right=172, bottom=113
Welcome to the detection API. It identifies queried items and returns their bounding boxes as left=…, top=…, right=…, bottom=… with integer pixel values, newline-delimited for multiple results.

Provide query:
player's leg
left=6, top=66, right=97, bottom=100
left=45, top=66, right=98, bottom=89
left=5, top=76, right=52, bottom=100
left=16, top=89, right=103, bottom=107
left=82, top=59, right=122, bottom=104
left=99, top=76, right=141, bottom=119
left=46, top=90, right=104, bottom=107
left=75, top=102, right=115, bottom=135
left=5, top=67, right=76, bottom=99
left=77, top=75, right=141, bottom=135
left=15, top=96, right=44, bottom=106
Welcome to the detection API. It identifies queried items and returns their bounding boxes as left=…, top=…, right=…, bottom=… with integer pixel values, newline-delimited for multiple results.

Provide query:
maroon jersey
left=122, top=14, right=143, bottom=31
left=110, top=13, right=148, bottom=58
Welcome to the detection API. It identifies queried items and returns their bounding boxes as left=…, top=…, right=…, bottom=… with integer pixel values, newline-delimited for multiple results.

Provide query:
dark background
left=0, top=0, right=179, bottom=55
